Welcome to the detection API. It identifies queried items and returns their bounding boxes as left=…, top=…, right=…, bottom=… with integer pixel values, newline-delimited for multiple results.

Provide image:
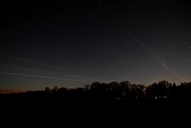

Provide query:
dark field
left=2, top=99, right=190, bottom=116
left=1, top=99, right=190, bottom=127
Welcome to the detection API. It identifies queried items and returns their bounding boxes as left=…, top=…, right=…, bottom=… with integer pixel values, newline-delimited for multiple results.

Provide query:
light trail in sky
left=0, top=54, right=72, bottom=71
left=0, top=71, right=89, bottom=83
left=128, top=34, right=188, bottom=82
left=102, top=5, right=188, bottom=83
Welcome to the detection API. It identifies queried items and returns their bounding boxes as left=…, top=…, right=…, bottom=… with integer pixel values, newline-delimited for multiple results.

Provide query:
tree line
left=1, top=80, right=191, bottom=104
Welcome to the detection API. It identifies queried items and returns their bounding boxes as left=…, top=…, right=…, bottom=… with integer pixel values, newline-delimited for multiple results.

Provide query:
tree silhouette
left=119, top=81, right=131, bottom=99
left=157, top=80, right=170, bottom=96
left=107, top=81, right=120, bottom=99
left=2, top=79, right=191, bottom=105
left=51, top=86, right=58, bottom=93
left=177, top=82, right=191, bottom=99
left=146, top=80, right=170, bottom=99
left=44, top=87, right=51, bottom=93
left=83, top=84, right=90, bottom=91
left=90, top=81, right=101, bottom=92
left=168, top=83, right=177, bottom=99
left=129, top=84, right=145, bottom=99
left=56, top=87, right=68, bottom=100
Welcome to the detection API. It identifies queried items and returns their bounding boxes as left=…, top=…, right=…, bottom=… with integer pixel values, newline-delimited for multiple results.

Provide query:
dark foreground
left=1, top=99, right=191, bottom=126
left=1, top=100, right=191, bottom=128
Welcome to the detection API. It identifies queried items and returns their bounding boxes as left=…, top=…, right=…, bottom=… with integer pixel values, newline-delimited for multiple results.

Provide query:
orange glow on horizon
left=0, top=89, right=28, bottom=94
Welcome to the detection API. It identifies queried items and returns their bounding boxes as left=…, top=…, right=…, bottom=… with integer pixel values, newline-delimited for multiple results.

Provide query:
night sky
left=0, top=0, right=191, bottom=93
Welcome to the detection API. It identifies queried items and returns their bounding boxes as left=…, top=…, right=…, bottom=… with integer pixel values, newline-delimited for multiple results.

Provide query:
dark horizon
left=0, top=79, right=190, bottom=95
left=1, top=79, right=191, bottom=106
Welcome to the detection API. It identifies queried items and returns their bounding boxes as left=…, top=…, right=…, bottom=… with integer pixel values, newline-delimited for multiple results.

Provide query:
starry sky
left=0, top=0, right=191, bottom=93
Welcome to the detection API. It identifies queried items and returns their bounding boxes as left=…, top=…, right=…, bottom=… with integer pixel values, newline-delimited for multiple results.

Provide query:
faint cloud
left=22, top=78, right=39, bottom=82
left=0, top=72, right=89, bottom=83
left=77, top=66, right=92, bottom=70
left=0, top=54, right=72, bottom=71
left=67, top=75, right=98, bottom=82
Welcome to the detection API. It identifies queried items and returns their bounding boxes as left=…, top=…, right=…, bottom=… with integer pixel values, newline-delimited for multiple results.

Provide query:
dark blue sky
left=0, top=0, right=191, bottom=92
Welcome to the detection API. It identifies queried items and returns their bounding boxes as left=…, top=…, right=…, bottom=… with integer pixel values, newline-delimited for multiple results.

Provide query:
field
left=1, top=99, right=190, bottom=126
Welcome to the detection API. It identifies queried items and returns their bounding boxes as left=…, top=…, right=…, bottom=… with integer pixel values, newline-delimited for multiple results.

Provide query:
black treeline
left=1, top=80, right=191, bottom=104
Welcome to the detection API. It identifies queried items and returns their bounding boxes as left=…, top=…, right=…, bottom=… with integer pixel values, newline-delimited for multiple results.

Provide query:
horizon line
left=1, top=80, right=190, bottom=94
